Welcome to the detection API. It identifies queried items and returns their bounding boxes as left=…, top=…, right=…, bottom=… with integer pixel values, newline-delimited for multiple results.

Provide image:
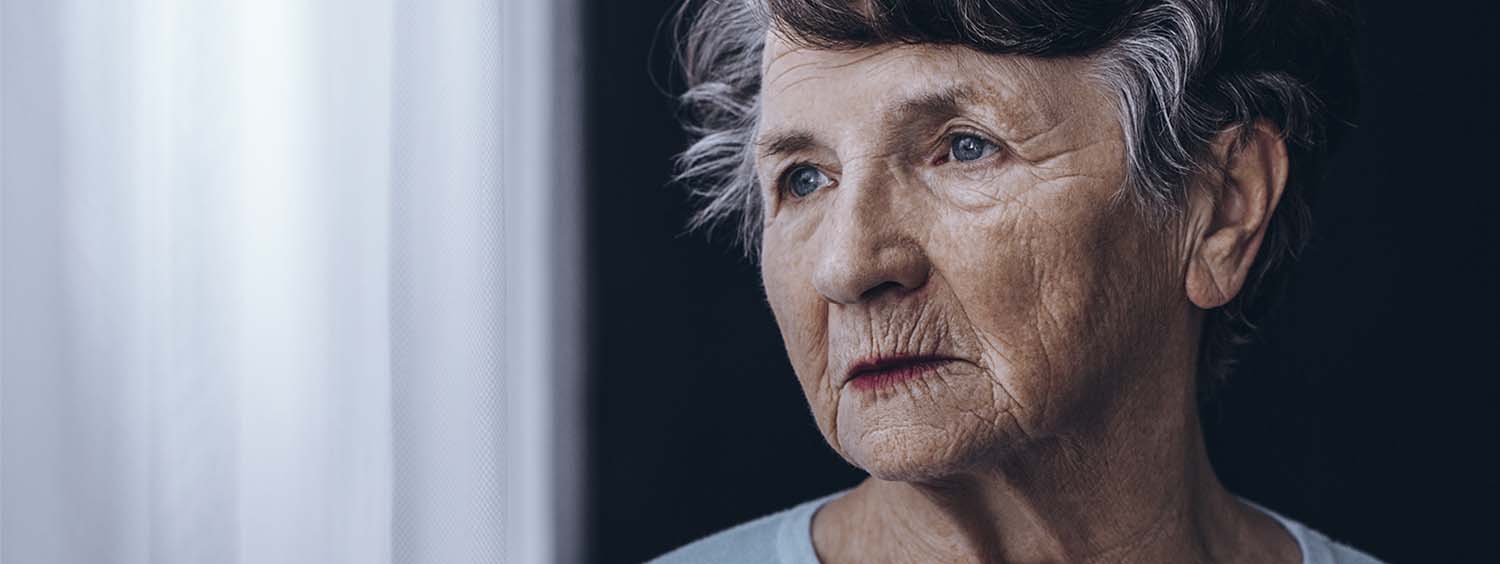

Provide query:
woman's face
left=756, top=34, right=1189, bottom=480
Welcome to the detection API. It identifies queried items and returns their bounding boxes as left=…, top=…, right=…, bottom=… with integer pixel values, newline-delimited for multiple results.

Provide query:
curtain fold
left=0, top=1, right=578, bottom=562
left=389, top=1, right=505, bottom=562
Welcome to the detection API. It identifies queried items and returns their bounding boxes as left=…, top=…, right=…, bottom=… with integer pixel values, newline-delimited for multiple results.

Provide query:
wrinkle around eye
left=1016, top=136, right=1116, bottom=169
left=918, top=165, right=1030, bottom=212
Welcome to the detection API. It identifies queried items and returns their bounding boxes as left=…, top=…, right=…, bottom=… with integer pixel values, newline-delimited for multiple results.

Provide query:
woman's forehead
left=758, top=33, right=1099, bottom=146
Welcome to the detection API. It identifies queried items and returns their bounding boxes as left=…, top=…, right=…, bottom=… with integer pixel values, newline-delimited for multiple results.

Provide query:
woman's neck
left=811, top=387, right=1300, bottom=564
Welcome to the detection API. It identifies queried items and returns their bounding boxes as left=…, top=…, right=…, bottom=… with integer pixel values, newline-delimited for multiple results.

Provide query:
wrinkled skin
left=756, top=32, right=1297, bottom=564
left=758, top=36, right=1179, bottom=482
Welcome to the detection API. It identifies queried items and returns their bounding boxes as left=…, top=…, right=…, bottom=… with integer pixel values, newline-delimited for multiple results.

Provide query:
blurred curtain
left=0, top=0, right=581, bottom=563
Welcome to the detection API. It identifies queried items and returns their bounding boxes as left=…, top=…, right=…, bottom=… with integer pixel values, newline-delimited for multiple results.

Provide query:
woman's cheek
left=921, top=164, right=1032, bottom=212
left=761, top=230, right=824, bottom=382
left=761, top=225, right=845, bottom=439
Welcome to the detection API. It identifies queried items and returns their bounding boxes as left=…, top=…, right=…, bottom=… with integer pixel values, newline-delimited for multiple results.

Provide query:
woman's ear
left=1185, top=121, right=1289, bottom=309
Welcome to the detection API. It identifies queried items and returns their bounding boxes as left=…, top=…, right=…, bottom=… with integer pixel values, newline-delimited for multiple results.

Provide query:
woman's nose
left=811, top=175, right=930, bottom=305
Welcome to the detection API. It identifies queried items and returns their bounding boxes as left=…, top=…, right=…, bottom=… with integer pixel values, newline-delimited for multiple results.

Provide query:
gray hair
left=672, top=0, right=1357, bottom=385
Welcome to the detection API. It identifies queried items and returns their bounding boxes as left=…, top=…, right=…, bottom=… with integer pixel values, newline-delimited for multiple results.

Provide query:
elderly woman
left=654, top=0, right=1377, bottom=562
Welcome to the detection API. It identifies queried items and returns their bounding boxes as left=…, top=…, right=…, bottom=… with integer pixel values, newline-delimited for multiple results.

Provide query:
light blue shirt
left=651, top=491, right=1384, bottom=563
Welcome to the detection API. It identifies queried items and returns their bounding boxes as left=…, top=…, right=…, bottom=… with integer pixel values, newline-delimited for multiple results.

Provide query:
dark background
left=582, top=2, right=1499, bottom=562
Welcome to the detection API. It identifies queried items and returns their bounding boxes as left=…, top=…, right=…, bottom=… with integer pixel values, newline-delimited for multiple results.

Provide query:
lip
left=844, top=354, right=958, bottom=391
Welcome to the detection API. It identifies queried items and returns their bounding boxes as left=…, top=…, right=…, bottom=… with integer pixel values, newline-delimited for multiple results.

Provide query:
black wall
left=583, top=2, right=1498, bottom=562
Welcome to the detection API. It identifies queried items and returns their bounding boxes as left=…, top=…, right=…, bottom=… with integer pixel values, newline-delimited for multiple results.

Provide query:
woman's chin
left=835, top=409, right=1008, bottom=483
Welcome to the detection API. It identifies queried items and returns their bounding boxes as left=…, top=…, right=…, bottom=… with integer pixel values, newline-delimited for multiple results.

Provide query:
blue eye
left=950, top=134, right=999, bottom=163
left=784, top=165, right=831, bottom=198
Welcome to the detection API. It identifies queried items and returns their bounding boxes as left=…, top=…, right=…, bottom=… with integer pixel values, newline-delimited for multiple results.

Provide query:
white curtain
left=0, top=1, right=582, bottom=563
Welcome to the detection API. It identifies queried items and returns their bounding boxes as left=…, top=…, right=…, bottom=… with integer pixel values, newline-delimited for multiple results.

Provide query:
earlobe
left=1184, top=121, right=1289, bottom=310
left=1187, top=254, right=1232, bottom=309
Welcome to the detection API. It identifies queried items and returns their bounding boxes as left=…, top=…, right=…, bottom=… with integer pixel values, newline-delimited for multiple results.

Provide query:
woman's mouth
left=844, top=354, right=958, bottom=392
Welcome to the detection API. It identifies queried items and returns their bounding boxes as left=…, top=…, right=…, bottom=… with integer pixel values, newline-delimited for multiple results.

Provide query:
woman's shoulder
left=651, top=492, right=1383, bottom=564
left=1245, top=499, right=1385, bottom=564
left=648, top=491, right=846, bottom=564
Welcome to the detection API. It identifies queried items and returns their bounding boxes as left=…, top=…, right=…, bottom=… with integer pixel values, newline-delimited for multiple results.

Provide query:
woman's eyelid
left=936, top=116, right=1003, bottom=144
left=949, top=129, right=1001, bottom=150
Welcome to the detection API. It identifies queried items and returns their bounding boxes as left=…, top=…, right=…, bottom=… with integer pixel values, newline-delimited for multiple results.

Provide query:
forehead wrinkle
left=761, top=33, right=820, bottom=86
left=762, top=30, right=805, bottom=67
left=762, top=37, right=902, bottom=90
left=770, top=71, right=833, bottom=98
left=827, top=44, right=908, bottom=71
left=763, top=57, right=829, bottom=93
left=761, top=44, right=1079, bottom=161
left=765, top=52, right=900, bottom=101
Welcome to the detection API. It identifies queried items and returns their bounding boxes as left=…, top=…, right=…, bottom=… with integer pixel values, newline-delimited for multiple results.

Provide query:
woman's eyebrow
left=754, top=86, right=984, bottom=161
left=755, top=130, right=820, bottom=161
left=888, top=85, right=971, bottom=125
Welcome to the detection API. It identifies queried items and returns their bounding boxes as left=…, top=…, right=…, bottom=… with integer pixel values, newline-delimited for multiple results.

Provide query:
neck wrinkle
left=847, top=368, right=1239, bottom=564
